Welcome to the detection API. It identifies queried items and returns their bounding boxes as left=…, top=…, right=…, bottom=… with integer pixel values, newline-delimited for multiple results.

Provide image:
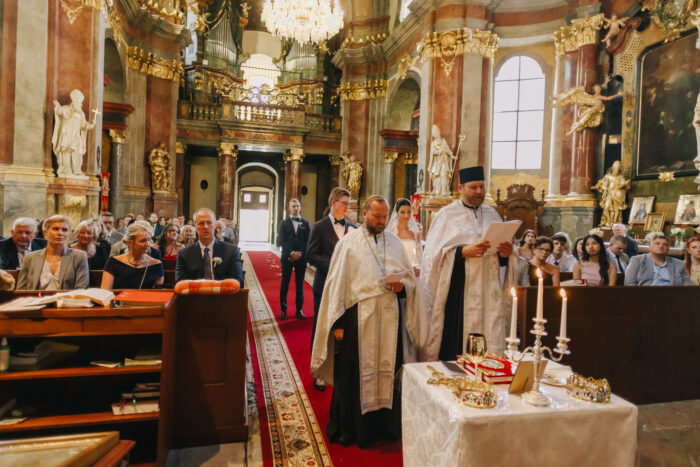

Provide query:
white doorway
left=239, top=187, right=273, bottom=242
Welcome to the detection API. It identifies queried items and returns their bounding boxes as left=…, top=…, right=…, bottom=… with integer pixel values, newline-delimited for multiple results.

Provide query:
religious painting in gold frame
left=674, top=194, right=700, bottom=224
left=645, top=212, right=666, bottom=232
left=629, top=196, right=654, bottom=224
left=634, top=29, right=699, bottom=179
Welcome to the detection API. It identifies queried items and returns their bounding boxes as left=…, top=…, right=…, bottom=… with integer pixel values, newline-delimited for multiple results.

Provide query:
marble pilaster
left=547, top=52, right=566, bottom=201
left=108, top=129, right=126, bottom=216
left=383, top=152, right=399, bottom=206
left=329, top=153, right=340, bottom=187
left=217, top=143, right=238, bottom=219
left=404, top=153, right=418, bottom=198
left=175, top=142, right=187, bottom=215
left=284, top=148, right=305, bottom=203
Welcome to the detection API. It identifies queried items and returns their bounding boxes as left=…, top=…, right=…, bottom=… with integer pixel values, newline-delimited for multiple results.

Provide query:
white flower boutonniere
left=212, top=257, right=223, bottom=267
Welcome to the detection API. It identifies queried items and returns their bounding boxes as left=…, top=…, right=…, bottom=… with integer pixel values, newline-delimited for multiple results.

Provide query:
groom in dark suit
left=278, top=198, right=310, bottom=320
left=307, top=187, right=354, bottom=391
left=175, top=208, right=244, bottom=284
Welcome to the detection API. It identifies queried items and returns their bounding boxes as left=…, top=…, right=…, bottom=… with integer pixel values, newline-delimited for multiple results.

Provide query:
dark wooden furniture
left=0, top=289, right=249, bottom=465
left=495, top=184, right=546, bottom=238
left=515, top=286, right=700, bottom=404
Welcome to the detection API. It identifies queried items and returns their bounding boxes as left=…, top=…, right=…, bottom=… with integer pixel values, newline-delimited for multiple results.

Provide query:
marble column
left=569, top=42, right=598, bottom=199
left=108, top=129, right=126, bottom=215
left=175, top=141, right=187, bottom=216
left=329, top=154, right=340, bottom=187
left=404, top=153, right=418, bottom=198
left=560, top=50, right=579, bottom=195
left=383, top=152, right=398, bottom=206
left=217, top=143, right=238, bottom=219
left=547, top=49, right=566, bottom=201
left=284, top=148, right=305, bottom=203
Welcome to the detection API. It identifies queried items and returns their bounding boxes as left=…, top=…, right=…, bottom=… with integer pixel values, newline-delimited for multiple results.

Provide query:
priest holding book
left=421, top=166, right=520, bottom=361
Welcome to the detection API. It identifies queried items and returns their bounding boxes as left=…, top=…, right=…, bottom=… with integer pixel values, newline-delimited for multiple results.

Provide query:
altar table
left=402, top=362, right=637, bottom=467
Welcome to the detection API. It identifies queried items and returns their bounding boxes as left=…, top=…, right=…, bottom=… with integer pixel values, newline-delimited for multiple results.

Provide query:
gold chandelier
left=261, top=0, right=344, bottom=45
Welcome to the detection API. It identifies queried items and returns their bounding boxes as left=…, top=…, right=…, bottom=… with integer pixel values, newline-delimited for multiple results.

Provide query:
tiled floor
left=637, top=399, right=700, bottom=467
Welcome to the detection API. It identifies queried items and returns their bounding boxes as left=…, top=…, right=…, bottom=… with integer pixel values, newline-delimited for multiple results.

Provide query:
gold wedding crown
left=426, top=365, right=497, bottom=409
left=566, top=373, right=611, bottom=403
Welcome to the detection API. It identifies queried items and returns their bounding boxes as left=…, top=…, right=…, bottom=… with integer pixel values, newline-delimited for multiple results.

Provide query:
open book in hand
left=483, top=220, right=522, bottom=254
left=381, top=269, right=410, bottom=284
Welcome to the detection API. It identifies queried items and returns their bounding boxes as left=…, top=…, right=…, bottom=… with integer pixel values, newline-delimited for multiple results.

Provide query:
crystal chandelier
left=261, top=0, right=344, bottom=45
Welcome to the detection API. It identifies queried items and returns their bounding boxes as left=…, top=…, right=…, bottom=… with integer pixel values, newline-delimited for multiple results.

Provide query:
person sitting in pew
left=155, top=223, right=184, bottom=260
left=529, top=236, right=560, bottom=286
left=178, top=225, right=197, bottom=247
left=101, top=223, right=164, bottom=289
left=625, top=234, right=692, bottom=286
left=0, top=217, right=47, bottom=270
left=17, top=215, right=89, bottom=290
left=685, top=235, right=700, bottom=286
left=573, top=234, right=616, bottom=286
left=607, top=234, right=629, bottom=274
left=109, top=220, right=162, bottom=260
left=71, top=220, right=110, bottom=270
left=547, top=232, right=575, bottom=273
left=572, top=237, right=584, bottom=263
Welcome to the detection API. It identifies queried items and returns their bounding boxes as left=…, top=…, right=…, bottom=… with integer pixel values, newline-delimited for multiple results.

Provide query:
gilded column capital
left=217, top=142, right=238, bottom=158
left=329, top=154, right=340, bottom=166
left=417, top=28, right=499, bottom=76
left=339, top=80, right=388, bottom=102
left=553, top=26, right=578, bottom=56
left=383, top=152, right=399, bottom=164
left=127, top=45, right=184, bottom=82
left=108, top=129, right=126, bottom=144
left=175, top=141, right=187, bottom=156
left=571, top=13, right=605, bottom=48
left=284, top=148, right=305, bottom=162
left=404, top=153, right=418, bottom=165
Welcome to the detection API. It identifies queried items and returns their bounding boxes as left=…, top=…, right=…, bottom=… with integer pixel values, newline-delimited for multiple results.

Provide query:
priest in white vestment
left=311, top=195, right=419, bottom=447
left=421, top=166, right=521, bottom=361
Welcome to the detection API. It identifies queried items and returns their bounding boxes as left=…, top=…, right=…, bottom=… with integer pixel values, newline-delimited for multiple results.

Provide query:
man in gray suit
left=624, top=235, right=692, bottom=286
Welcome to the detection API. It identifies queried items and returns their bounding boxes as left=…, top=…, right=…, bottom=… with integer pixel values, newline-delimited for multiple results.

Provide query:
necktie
left=616, top=255, right=624, bottom=272
left=334, top=218, right=345, bottom=226
left=203, top=247, right=213, bottom=279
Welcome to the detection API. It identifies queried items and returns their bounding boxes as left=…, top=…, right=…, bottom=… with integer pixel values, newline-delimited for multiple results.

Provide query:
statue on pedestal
left=148, top=142, right=171, bottom=192
left=592, top=160, right=631, bottom=227
left=52, top=89, right=98, bottom=176
left=428, top=125, right=463, bottom=197
left=341, top=153, right=363, bottom=200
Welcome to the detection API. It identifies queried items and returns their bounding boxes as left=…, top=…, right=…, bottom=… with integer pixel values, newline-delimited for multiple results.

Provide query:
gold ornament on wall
left=128, top=46, right=184, bottom=82
left=417, top=28, right=498, bottom=77
left=552, top=83, right=624, bottom=134
left=338, top=80, right=387, bottom=101
left=59, top=0, right=101, bottom=25
left=398, top=54, right=415, bottom=80
left=648, top=0, right=697, bottom=42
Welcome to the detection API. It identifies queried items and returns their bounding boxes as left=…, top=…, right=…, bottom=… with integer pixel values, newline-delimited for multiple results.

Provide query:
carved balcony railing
left=305, top=113, right=341, bottom=132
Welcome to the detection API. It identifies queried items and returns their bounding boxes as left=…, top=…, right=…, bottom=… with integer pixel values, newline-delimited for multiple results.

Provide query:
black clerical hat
left=459, top=166, right=484, bottom=184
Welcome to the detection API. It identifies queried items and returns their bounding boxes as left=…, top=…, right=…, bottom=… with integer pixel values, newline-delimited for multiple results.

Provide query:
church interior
left=0, top=0, right=699, bottom=465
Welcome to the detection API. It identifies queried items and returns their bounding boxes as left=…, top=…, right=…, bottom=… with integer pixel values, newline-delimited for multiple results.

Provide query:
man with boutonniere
left=311, top=195, right=420, bottom=447
left=175, top=207, right=243, bottom=285
left=277, top=198, right=310, bottom=320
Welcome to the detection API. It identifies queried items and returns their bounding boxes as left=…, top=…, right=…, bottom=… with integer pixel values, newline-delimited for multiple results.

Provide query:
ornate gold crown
left=566, top=373, right=611, bottom=403
left=426, top=365, right=497, bottom=409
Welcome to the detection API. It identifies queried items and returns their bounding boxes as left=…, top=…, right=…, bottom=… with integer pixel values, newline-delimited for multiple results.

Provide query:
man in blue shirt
left=624, top=235, right=691, bottom=286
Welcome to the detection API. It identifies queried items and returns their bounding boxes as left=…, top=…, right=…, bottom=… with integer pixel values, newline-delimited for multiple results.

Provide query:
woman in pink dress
left=573, top=234, right=617, bottom=285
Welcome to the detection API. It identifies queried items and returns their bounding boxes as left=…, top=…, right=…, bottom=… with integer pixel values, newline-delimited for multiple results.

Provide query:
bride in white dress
left=387, top=198, right=422, bottom=277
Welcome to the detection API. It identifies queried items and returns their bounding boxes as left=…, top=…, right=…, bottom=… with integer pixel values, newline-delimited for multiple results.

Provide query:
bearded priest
left=311, top=195, right=420, bottom=447
left=421, top=166, right=521, bottom=362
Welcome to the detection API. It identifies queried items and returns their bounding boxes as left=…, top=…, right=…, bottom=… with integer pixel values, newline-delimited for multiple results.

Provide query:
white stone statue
left=52, top=89, right=98, bottom=176
left=428, top=125, right=463, bottom=197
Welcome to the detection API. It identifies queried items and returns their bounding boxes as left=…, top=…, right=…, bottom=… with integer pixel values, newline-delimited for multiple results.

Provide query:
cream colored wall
left=189, top=156, right=218, bottom=216
left=300, top=171, right=317, bottom=220
left=242, top=31, right=282, bottom=59
left=490, top=173, right=548, bottom=201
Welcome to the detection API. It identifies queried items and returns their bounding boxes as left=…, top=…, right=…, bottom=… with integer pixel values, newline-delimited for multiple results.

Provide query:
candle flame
left=536, top=268, right=542, bottom=279
left=510, top=287, right=516, bottom=298
left=560, top=289, right=567, bottom=299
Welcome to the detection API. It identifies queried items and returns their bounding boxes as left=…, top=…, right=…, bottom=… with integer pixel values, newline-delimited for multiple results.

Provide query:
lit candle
left=509, top=287, right=517, bottom=340
left=559, top=289, right=567, bottom=339
left=536, top=268, right=544, bottom=321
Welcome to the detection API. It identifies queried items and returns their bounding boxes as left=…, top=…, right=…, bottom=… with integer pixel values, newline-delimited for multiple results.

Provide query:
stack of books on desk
left=111, top=382, right=160, bottom=415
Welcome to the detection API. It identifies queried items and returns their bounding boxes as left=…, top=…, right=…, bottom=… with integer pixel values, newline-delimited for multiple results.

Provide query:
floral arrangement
left=588, top=227, right=604, bottom=237
left=644, top=231, right=665, bottom=244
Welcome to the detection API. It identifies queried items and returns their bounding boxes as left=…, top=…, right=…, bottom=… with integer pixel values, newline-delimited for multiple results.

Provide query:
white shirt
left=328, top=214, right=346, bottom=240
left=290, top=217, right=300, bottom=233
left=199, top=239, right=215, bottom=258
left=547, top=252, right=575, bottom=273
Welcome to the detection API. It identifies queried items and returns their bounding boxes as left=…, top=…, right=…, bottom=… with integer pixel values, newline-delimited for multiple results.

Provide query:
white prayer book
left=483, top=220, right=522, bottom=253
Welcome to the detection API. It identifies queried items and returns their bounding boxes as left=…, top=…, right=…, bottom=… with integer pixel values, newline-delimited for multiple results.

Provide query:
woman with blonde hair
left=101, top=223, right=164, bottom=289
left=71, top=220, right=110, bottom=269
left=178, top=224, right=197, bottom=247
left=17, top=215, right=89, bottom=290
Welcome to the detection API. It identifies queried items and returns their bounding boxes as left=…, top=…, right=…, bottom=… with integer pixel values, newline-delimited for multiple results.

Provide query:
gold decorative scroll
left=329, top=154, right=340, bottom=166
left=383, top=152, right=399, bottom=164
left=340, top=33, right=388, bottom=49
left=649, top=0, right=697, bottom=42
left=59, top=0, right=101, bottom=25
left=553, top=26, right=578, bottom=56
left=140, top=0, right=185, bottom=25
left=127, top=46, right=184, bottom=81
left=339, top=80, right=388, bottom=101
left=416, top=28, right=499, bottom=77
left=398, top=54, right=414, bottom=80
left=403, top=153, right=418, bottom=165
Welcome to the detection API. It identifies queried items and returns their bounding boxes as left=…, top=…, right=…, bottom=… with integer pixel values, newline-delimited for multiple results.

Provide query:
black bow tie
left=291, top=217, right=301, bottom=222
left=334, top=218, right=346, bottom=226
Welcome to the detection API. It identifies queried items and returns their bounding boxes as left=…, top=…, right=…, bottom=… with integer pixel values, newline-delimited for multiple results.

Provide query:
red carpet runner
left=245, top=250, right=403, bottom=466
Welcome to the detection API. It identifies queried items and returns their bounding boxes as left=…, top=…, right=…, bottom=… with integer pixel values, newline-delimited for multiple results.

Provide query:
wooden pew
left=515, top=286, right=700, bottom=404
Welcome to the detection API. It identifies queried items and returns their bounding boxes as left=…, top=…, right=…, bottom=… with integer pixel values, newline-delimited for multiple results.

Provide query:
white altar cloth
left=402, top=361, right=637, bottom=467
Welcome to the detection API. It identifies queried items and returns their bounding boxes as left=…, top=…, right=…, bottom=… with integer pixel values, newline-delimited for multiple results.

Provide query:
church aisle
left=245, top=250, right=403, bottom=466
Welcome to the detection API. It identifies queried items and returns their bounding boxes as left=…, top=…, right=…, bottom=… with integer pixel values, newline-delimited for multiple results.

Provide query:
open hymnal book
left=0, top=289, right=115, bottom=311
left=483, top=220, right=522, bottom=254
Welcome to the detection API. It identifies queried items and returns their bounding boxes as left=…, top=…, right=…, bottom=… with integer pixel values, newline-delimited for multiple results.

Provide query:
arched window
left=491, top=56, right=545, bottom=170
